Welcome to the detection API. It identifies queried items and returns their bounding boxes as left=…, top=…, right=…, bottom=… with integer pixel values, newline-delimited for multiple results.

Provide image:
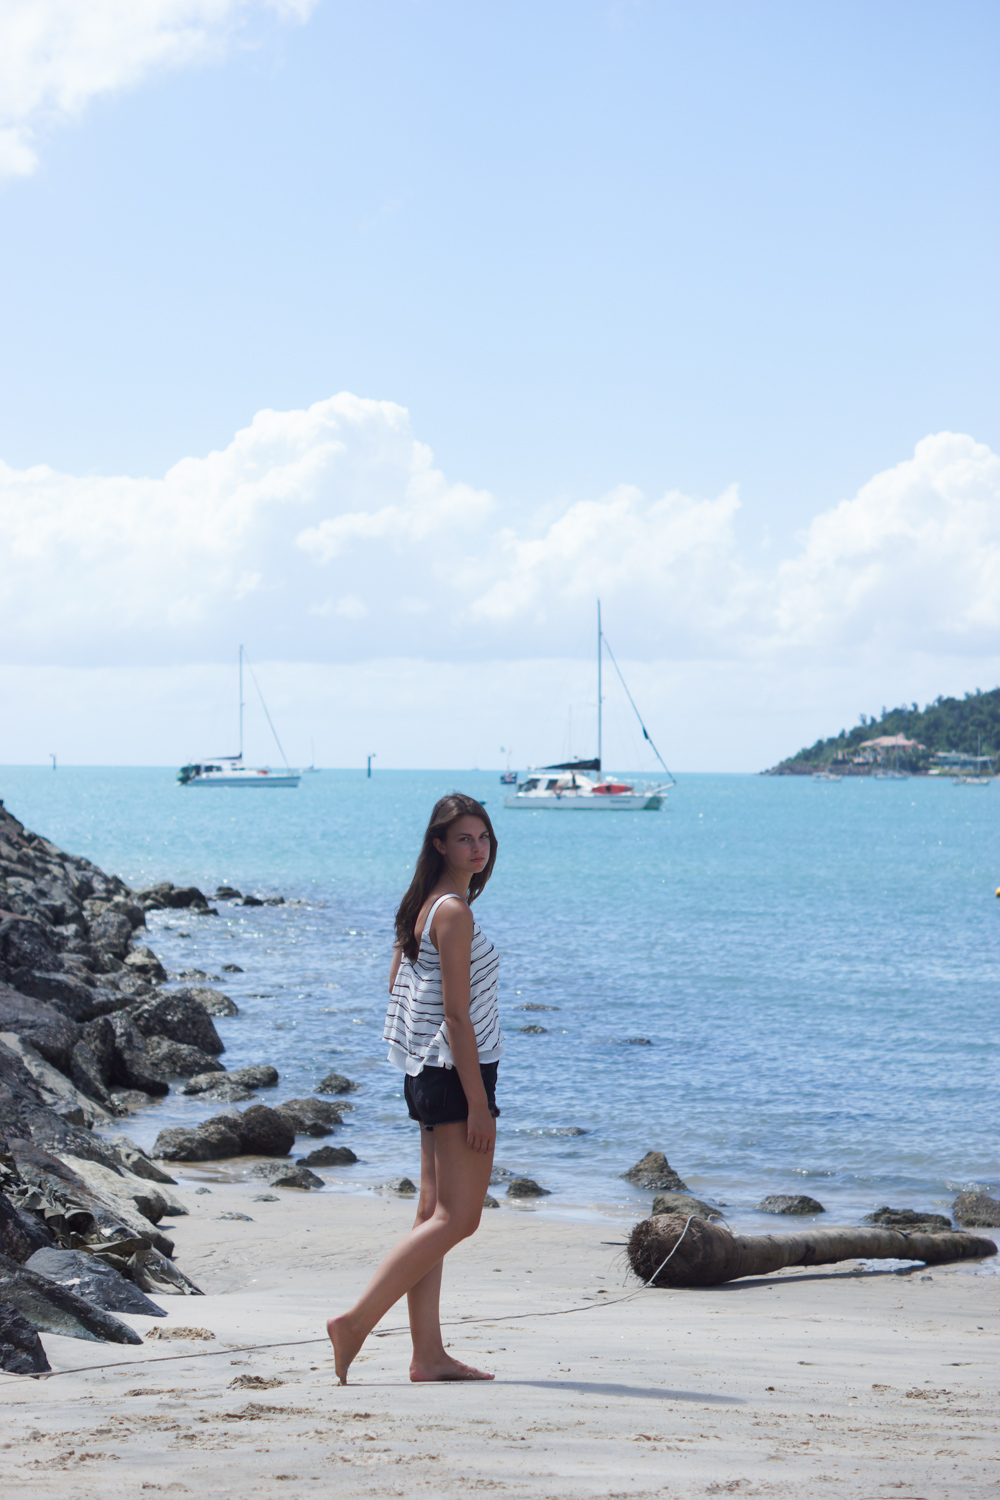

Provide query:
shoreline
left=2, top=1183, right=998, bottom=1499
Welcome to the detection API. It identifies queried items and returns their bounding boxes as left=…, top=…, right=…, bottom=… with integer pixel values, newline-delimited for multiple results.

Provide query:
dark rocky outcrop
left=250, top=1162, right=324, bottom=1190
left=127, top=993, right=224, bottom=1056
left=144, top=1037, right=225, bottom=1078
left=166, top=986, right=239, bottom=1018
left=154, top=1104, right=294, bottom=1162
left=106, top=1014, right=169, bottom=1096
left=0, top=1302, right=50, bottom=1374
left=182, top=1064, right=277, bottom=1095
left=0, top=1187, right=54, bottom=1263
left=274, top=1097, right=344, bottom=1137
left=622, top=1152, right=688, bottom=1192
left=25, top=1248, right=166, bottom=1317
left=315, top=1071, right=358, bottom=1095
left=756, top=1194, right=826, bottom=1215
left=0, top=984, right=81, bottom=1072
left=652, top=1191, right=724, bottom=1221
left=0, top=1250, right=143, bottom=1344
left=863, top=1206, right=952, bottom=1234
left=135, top=883, right=210, bottom=912
left=952, top=1191, right=1000, bottom=1227
left=300, top=1145, right=358, bottom=1167
left=506, top=1176, right=551, bottom=1198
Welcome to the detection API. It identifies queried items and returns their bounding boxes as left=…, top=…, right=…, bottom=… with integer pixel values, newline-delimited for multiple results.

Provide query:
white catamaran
left=178, top=647, right=301, bottom=788
left=504, top=604, right=674, bottom=811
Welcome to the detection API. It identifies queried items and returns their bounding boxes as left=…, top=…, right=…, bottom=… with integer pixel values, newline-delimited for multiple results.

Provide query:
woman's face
left=434, top=815, right=492, bottom=878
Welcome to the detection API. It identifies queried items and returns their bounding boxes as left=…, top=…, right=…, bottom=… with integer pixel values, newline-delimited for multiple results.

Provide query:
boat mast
left=238, top=645, right=244, bottom=762
left=597, top=599, right=602, bottom=773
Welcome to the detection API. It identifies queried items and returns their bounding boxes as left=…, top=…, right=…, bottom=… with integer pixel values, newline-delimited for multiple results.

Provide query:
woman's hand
left=466, top=1104, right=496, bottom=1155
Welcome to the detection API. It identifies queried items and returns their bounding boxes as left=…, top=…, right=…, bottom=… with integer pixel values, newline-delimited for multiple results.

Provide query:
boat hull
left=183, top=772, right=301, bottom=788
left=504, top=791, right=664, bottom=810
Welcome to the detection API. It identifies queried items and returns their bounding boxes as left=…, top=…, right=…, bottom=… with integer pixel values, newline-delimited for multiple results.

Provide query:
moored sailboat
left=178, top=648, right=301, bottom=789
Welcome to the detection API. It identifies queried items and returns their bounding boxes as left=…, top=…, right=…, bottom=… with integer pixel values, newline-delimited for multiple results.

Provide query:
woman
left=326, top=792, right=503, bottom=1384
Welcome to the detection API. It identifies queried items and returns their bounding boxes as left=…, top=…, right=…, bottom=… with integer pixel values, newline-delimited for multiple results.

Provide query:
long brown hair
left=394, top=793, right=498, bottom=961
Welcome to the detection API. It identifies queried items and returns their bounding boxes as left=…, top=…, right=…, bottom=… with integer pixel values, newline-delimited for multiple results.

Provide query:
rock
left=106, top=1014, right=169, bottom=1096
left=0, top=984, right=81, bottom=1072
left=489, top=1166, right=516, bottom=1183
left=184, top=1081, right=256, bottom=1104
left=145, top=1324, right=215, bottom=1340
left=506, top=1177, right=550, bottom=1198
left=252, top=1194, right=279, bottom=1202
left=106, top=1135, right=177, bottom=1184
left=135, top=885, right=210, bottom=911
left=274, top=1097, right=344, bottom=1137
left=127, top=994, right=224, bottom=1055
left=623, top=1152, right=689, bottom=1192
left=315, top=1071, right=359, bottom=1095
left=216, top=1211, right=254, bottom=1221
left=384, top=1177, right=416, bottom=1194
left=652, top=1192, right=725, bottom=1221
left=109, top=1088, right=158, bottom=1113
left=144, top=1036, right=226, bottom=1078
left=215, top=888, right=242, bottom=900
left=221, top=962, right=244, bottom=972
left=756, top=1194, right=826, bottom=1215
left=123, top=946, right=167, bottom=983
left=60, top=1155, right=188, bottom=1225
left=249, top=1162, right=323, bottom=1190
left=519, top=1024, right=548, bottom=1034
left=154, top=1118, right=244, bottom=1162
left=863, top=1206, right=952, bottom=1233
left=238, top=894, right=264, bottom=906
left=25, top=1248, right=166, bottom=1317
left=165, top=986, right=239, bottom=1018
left=69, top=1040, right=115, bottom=1107
left=516, top=1002, right=559, bottom=1011
left=616, top=1036, right=653, bottom=1045
left=483, top=1194, right=499, bottom=1209
left=0, top=1301, right=51, bottom=1373
left=0, top=913, right=62, bottom=976
left=89, top=910, right=134, bottom=960
left=182, top=1064, right=277, bottom=1095
left=10, top=970, right=95, bottom=1021
left=300, top=1145, right=358, bottom=1166
left=0, top=1249, right=143, bottom=1344
left=233, top=1104, right=295, bottom=1156
left=1, top=1031, right=114, bottom=1128
left=952, top=1191, right=1000, bottom=1228
left=0, top=1188, right=54, bottom=1262
left=81, top=1015, right=116, bottom=1084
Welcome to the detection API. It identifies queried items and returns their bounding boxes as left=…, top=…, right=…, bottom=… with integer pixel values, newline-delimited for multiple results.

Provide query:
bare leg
left=407, top=1128, right=494, bottom=1382
left=326, top=1121, right=494, bottom=1383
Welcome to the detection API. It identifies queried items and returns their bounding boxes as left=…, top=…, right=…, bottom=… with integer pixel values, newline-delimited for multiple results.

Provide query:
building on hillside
left=852, top=733, right=926, bottom=765
left=928, top=750, right=995, bottom=775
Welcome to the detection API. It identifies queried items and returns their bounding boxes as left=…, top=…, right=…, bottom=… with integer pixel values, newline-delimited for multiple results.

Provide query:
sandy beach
left=2, top=1177, right=996, bottom=1500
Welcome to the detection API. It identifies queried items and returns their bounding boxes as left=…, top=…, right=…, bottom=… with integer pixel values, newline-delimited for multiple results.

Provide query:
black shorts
left=404, top=1062, right=500, bottom=1132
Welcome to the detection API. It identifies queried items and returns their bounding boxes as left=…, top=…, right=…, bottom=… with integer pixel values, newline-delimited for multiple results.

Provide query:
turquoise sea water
left=2, top=767, right=997, bottom=1231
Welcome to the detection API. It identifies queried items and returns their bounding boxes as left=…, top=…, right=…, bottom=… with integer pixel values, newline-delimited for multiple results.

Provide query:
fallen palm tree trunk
left=628, top=1212, right=998, bottom=1288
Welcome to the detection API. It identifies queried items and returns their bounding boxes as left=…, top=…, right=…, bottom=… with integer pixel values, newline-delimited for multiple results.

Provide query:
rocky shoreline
left=2, top=797, right=998, bottom=1377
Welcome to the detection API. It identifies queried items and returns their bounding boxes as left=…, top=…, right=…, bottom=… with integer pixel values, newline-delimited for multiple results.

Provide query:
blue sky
left=1, top=1, right=998, bottom=769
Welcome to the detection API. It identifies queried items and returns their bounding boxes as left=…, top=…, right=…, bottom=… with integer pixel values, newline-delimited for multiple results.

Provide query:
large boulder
left=25, top=1248, right=166, bottom=1318
left=274, top=1097, right=344, bottom=1137
left=154, top=1117, right=244, bottom=1162
left=135, top=884, right=210, bottom=911
left=316, top=1071, right=358, bottom=1095
left=88, top=910, right=134, bottom=960
left=0, top=913, right=62, bottom=977
left=863, top=1206, right=951, bottom=1233
left=250, top=1162, right=323, bottom=1190
left=106, top=1014, right=169, bottom=1096
left=953, top=1191, right=1000, bottom=1227
left=8, top=970, right=95, bottom=1021
left=0, top=1302, right=50, bottom=1374
left=144, top=1037, right=225, bottom=1078
left=127, top=994, right=224, bottom=1056
left=69, top=1041, right=115, bottom=1107
left=756, top=1194, right=826, bottom=1215
left=651, top=1192, right=725, bottom=1221
left=80, top=1015, right=116, bottom=1085
left=0, top=984, right=81, bottom=1072
left=106, top=1135, right=177, bottom=1185
left=0, top=1189, right=54, bottom=1263
left=622, top=1152, right=689, bottom=1192
left=166, top=986, right=239, bottom=1018
left=59, top=1156, right=187, bottom=1225
left=0, top=1249, right=142, bottom=1344
left=182, top=1064, right=277, bottom=1095
left=234, top=1105, right=295, bottom=1157
left=301, top=1145, right=358, bottom=1167
left=123, top=946, right=167, bottom=983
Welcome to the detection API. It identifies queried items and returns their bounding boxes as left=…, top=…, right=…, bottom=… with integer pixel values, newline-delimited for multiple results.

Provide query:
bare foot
left=326, top=1314, right=366, bottom=1385
left=409, top=1353, right=495, bottom=1383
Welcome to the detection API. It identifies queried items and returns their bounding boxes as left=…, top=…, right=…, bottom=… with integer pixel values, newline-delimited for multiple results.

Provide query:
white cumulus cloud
left=0, top=0, right=316, bottom=179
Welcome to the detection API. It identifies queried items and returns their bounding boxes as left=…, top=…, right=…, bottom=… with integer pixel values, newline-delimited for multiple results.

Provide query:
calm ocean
left=2, top=767, right=997, bottom=1233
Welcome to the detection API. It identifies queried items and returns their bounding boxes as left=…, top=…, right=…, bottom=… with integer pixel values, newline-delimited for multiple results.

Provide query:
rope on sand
left=4, top=1222, right=696, bottom=1387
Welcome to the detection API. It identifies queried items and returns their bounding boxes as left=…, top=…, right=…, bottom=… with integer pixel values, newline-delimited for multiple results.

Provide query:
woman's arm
left=388, top=944, right=402, bottom=995
left=434, top=901, right=495, bottom=1155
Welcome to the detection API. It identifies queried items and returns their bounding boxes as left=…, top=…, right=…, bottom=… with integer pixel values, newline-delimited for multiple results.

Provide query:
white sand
left=2, top=1178, right=997, bottom=1499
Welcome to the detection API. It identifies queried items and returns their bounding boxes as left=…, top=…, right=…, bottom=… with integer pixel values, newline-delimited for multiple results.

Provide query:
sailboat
left=178, top=647, right=301, bottom=788
left=504, top=604, right=674, bottom=811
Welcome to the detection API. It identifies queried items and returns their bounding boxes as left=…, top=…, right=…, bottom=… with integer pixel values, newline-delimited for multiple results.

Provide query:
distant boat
left=504, top=603, right=673, bottom=812
left=952, top=775, right=991, bottom=786
left=178, top=647, right=301, bottom=789
left=499, top=747, right=517, bottom=785
left=813, top=771, right=843, bottom=782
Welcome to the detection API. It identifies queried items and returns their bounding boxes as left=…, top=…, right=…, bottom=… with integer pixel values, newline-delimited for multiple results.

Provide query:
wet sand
left=2, top=1180, right=997, bottom=1499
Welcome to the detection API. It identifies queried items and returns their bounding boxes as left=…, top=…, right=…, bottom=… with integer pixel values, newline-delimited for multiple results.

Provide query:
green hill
left=768, top=687, right=1000, bottom=774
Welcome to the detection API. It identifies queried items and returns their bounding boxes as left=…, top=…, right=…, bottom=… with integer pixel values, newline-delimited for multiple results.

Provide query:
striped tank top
left=384, top=893, right=504, bottom=1076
